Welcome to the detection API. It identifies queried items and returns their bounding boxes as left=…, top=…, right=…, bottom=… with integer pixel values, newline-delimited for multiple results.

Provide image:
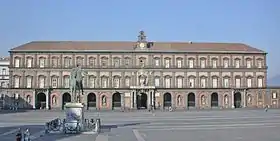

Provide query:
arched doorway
left=87, top=93, right=96, bottom=110
left=36, top=93, right=46, bottom=109
left=137, top=93, right=147, bottom=109
left=62, top=93, right=71, bottom=110
left=234, top=92, right=242, bottom=108
left=163, top=93, right=172, bottom=107
left=112, top=92, right=121, bottom=109
left=211, top=93, right=219, bottom=107
left=187, top=93, right=195, bottom=107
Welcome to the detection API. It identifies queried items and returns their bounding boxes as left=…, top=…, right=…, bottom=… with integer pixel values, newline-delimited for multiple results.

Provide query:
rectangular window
left=224, top=78, right=229, bottom=88
left=257, top=60, right=262, bottom=68
left=165, top=59, right=170, bottom=68
left=212, top=60, right=217, bottom=68
left=155, top=78, right=160, bottom=87
left=189, top=78, right=194, bottom=88
left=26, top=77, right=32, bottom=88
left=165, top=78, right=171, bottom=88
left=272, top=93, right=277, bottom=99
left=177, top=60, right=182, bottom=68
left=189, top=60, right=194, bottom=68
left=14, top=77, right=20, bottom=88
left=64, top=77, right=70, bottom=88
left=235, top=60, right=240, bottom=68
left=247, top=78, right=252, bottom=88
left=39, top=59, right=45, bottom=68
left=39, top=77, right=45, bottom=88
left=212, top=78, right=218, bottom=88
left=247, top=60, right=251, bottom=68
left=201, top=60, right=206, bottom=68
left=15, top=59, right=20, bottom=68
left=236, top=78, right=241, bottom=88
left=125, top=78, right=130, bottom=87
left=258, top=78, right=263, bottom=87
left=27, top=59, right=32, bottom=68
left=52, top=77, right=58, bottom=88
left=177, top=78, right=183, bottom=88
left=224, top=59, right=229, bottom=68
left=155, top=59, right=160, bottom=66
left=201, top=78, right=206, bottom=88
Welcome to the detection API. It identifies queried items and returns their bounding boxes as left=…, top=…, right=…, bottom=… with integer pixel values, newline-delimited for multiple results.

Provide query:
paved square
left=0, top=109, right=280, bottom=141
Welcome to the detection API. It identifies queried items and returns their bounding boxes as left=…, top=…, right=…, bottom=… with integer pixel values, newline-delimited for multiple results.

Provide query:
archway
left=187, top=93, right=195, bottom=107
left=36, top=93, right=46, bottom=109
left=112, top=92, right=121, bottom=109
left=163, top=93, right=172, bottom=107
left=62, top=93, right=71, bottom=110
left=87, top=93, right=96, bottom=110
left=211, top=93, right=219, bottom=107
left=234, top=92, right=242, bottom=108
left=137, top=93, right=147, bottom=109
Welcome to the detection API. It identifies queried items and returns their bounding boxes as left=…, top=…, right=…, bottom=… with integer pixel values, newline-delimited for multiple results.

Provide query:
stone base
left=64, top=102, right=85, bottom=133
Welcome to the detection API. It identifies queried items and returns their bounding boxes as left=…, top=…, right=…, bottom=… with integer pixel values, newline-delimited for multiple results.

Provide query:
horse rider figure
left=70, top=64, right=87, bottom=103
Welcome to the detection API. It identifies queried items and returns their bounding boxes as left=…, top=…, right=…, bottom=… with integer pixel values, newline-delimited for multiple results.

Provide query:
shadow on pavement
left=0, top=109, right=31, bottom=115
left=100, top=122, right=150, bottom=133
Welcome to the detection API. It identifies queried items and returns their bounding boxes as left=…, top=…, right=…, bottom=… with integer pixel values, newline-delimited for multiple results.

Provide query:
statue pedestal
left=64, top=102, right=85, bottom=133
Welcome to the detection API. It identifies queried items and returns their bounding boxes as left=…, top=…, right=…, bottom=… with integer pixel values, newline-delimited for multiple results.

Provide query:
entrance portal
left=62, top=93, right=71, bottom=110
left=112, top=92, right=121, bottom=109
left=87, top=93, right=96, bottom=110
left=187, top=93, right=195, bottom=107
left=137, top=93, right=147, bottom=109
left=36, top=93, right=46, bottom=109
left=163, top=93, right=172, bottom=107
left=211, top=93, right=219, bottom=107
left=234, top=92, right=242, bottom=108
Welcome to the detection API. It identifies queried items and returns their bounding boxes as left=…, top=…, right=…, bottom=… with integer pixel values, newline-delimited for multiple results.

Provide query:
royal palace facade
left=6, top=31, right=280, bottom=110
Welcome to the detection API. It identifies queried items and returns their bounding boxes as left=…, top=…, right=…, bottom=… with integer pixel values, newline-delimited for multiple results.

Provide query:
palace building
left=7, top=31, right=280, bottom=110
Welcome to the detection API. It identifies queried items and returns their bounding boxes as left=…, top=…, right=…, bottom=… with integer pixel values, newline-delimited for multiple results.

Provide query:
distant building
left=7, top=31, right=280, bottom=110
left=0, top=57, right=9, bottom=109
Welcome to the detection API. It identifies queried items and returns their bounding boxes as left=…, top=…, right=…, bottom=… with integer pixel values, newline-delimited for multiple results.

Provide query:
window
left=125, top=77, right=130, bottom=87
left=257, top=59, right=262, bottom=68
left=258, top=77, right=263, bottom=87
left=101, top=76, right=108, bottom=88
left=124, top=58, right=130, bottom=66
left=26, top=57, right=33, bottom=68
left=189, top=77, right=195, bottom=88
left=64, top=57, right=71, bottom=68
left=164, top=58, right=170, bottom=68
left=2, top=68, right=6, bottom=75
left=176, top=58, right=182, bottom=68
left=200, top=77, right=206, bottom=88
left=51, top=76, right=58, bottom=88
left=113, top=76, right=120, bottom=88
left=223, top=58, right=229, bottom=68
left=76, top=57, right=84, bottom=66
left=26, top=76, right=32, bottom=88
left=212, top=77, right=218, bottom=88
left=189, top=59, right=194, bottom=68
left=88, top=57, right=95, bottom=67
left=113, top=58, right=120, bottom=67
left=101, top=57, right=108, bottom=67
left=1, top=82, right=5, bottom=88
left=39, top=57, right=45, bottom=68
left=88, top=76, right=96, bottom=88
left=51, top=57, right=58, bottom=68
left=212, top=59, right=217, bottom=68
left=272, top=92, right=277, bottom=99
left=247, top=77, right=252, bottom=88
left=155, top=77, right=160, bottom=87
left=64, top=76, right=70, bottom=88
left=14, top=76, right=20, bottom=88
left=154, top=58, right=160, bottom=66
left=139, top=57, right=146, bottom=67
left=223, top=77, right=229, bottom=88
left=14, top=57, right=20, bottom=68
left=165, top=76, right=171, bottom=88
left=235, top=59, right=240, bottom=68
left=235, top=77, right=241, bottom=88
left=38, top=76, right=45, bottom=88
left=177, top=77, right=183, bottom=88
left=246, top=59, right=252, bottom=68
left=200, top=58, right=206, bottom=68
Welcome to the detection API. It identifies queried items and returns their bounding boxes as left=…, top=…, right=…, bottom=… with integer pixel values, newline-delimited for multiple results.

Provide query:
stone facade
left=6, top=31, right=280, bottom=110
left=0, top=57, right=9, bottom=109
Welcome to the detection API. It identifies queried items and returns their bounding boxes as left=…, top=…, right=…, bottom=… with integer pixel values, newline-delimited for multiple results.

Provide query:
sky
left=0, top=0, right=279, bottom=78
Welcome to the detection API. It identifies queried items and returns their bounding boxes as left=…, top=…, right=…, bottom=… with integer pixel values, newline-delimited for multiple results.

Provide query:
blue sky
left=0, top=0, right=279, bottom=78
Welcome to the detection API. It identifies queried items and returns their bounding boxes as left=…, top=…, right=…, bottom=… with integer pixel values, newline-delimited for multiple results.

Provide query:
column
left=231, top=90, right=235, bottom=108
left=151, top=90, right=154, bottom=107
left=147, top=90, right=151, bottom=108
left=46, top=90, right=49, bottom=110
left=130, top=91, right=134, bottom=109
left=96, top=93, right=100, bottom=110
left=121, top=93, right=125, bottom=109
left=32, top=91, right=36, bottom=109
left=243, top=89, right=246, bottom=108
left=133, top=90, right=137, bottom=109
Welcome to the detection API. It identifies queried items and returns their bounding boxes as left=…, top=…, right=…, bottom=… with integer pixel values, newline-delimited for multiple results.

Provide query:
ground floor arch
left=234, top=92, right=242, bottom=108
left=137, top=93, right=147, bottom=109
left=36, top=92, right=46, bottom=109
left=187, top=93, right=195, bottom=107
left=211, top=93, right=219, bottom=107
left=62, top=92, right=71, bottom=110
left=163, top=93, right=172, bottom=107
left=87, top=93, right=96, bottom=109
left=112, top=92, right=121, bottom=109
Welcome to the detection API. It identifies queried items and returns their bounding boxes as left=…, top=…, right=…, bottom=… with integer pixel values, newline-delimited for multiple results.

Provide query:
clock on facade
left=139, top=42, right=145, bottom=48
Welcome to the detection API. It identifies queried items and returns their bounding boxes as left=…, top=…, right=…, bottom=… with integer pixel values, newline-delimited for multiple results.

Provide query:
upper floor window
left=272, top=92, right=277, bottom=99
left=176, top=58, right=183, bottom=68
left=63, top=75, right=70, bottom=88
left=139, top=57, right=146, bottom=67
left=101, top=76, right=108, bottom=88
left=88, top=75, right=96, bottom=88
left=76, top=56, right=84, bottom=66
left=235, top=76, right=241, bottom=88
left=257, top=76, right=263, bottom=87
left=212, top=58, right=217, bottom=68
left=14, top=76, right=20, bottom=88
left=26, top=57, right=33, bottom=68
left=50, top=76, right=58, bottom=88
left=164, top=58, right=171, bottom=68
left=51, top=57, right=59, bottom=68
left=39, top=57, right=46, bottom=68
left=200, top=76, right=207, bottom=88
left=200, top=58, right=206, bottom=68
left=257, top=59, right=263, bottom=68
left=64, top=57, right=71, bottom=68
left=125, top=77, right=130, bottom=87
left=154, top=77, right=160, bottom=87
left=247, top=76, right=252, bottom=88
left=246, top=58, right=252, bottom=68
left=113, top=57, right=121, bottom=67
left=0, top=82, right=5, bottom=88
left=189, top=58, right=194, bottom=68
left=176, top=76, right=183, bottom=88
left=26, top=76, right=32, bottom=88
left=38, top=75, right=46, bottom=88
left=101, top=57, right=108, bottom=67
left=88, top=57, right=95, bottom=68
left=2, top=68, right=6, bottom=75
left=164, top=76, right=171, bottom=88
left=223, top=58, right=229, bottom=68
left=212, top=76, right=218, bottom=88
left=113, top=76, right=120, bottom=88
left=223, top=77, right=230, bottom=88
left=235, top=58, right=240, bottom=68
left=14, top=57, right=20, bottom=68
left=154, top=58, right=160, bottom=67
left=189, top=76, right=195, bottom=88
left=124, top=57, right=130, bottom=66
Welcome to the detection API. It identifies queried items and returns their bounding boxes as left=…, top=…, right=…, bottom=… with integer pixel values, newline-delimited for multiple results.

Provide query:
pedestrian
left=23, top=128, right=30, bottom=141
left=265, top=105, right=268, bottom=112
left=16, top=128, right=22, bottom=141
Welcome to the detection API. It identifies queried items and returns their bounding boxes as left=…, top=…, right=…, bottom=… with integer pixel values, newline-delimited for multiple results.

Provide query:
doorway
left=137, top=93, right=147, bottom=109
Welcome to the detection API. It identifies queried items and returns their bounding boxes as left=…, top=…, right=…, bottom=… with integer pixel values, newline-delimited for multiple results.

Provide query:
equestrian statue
left=69, top=64, right=88, bottom=103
